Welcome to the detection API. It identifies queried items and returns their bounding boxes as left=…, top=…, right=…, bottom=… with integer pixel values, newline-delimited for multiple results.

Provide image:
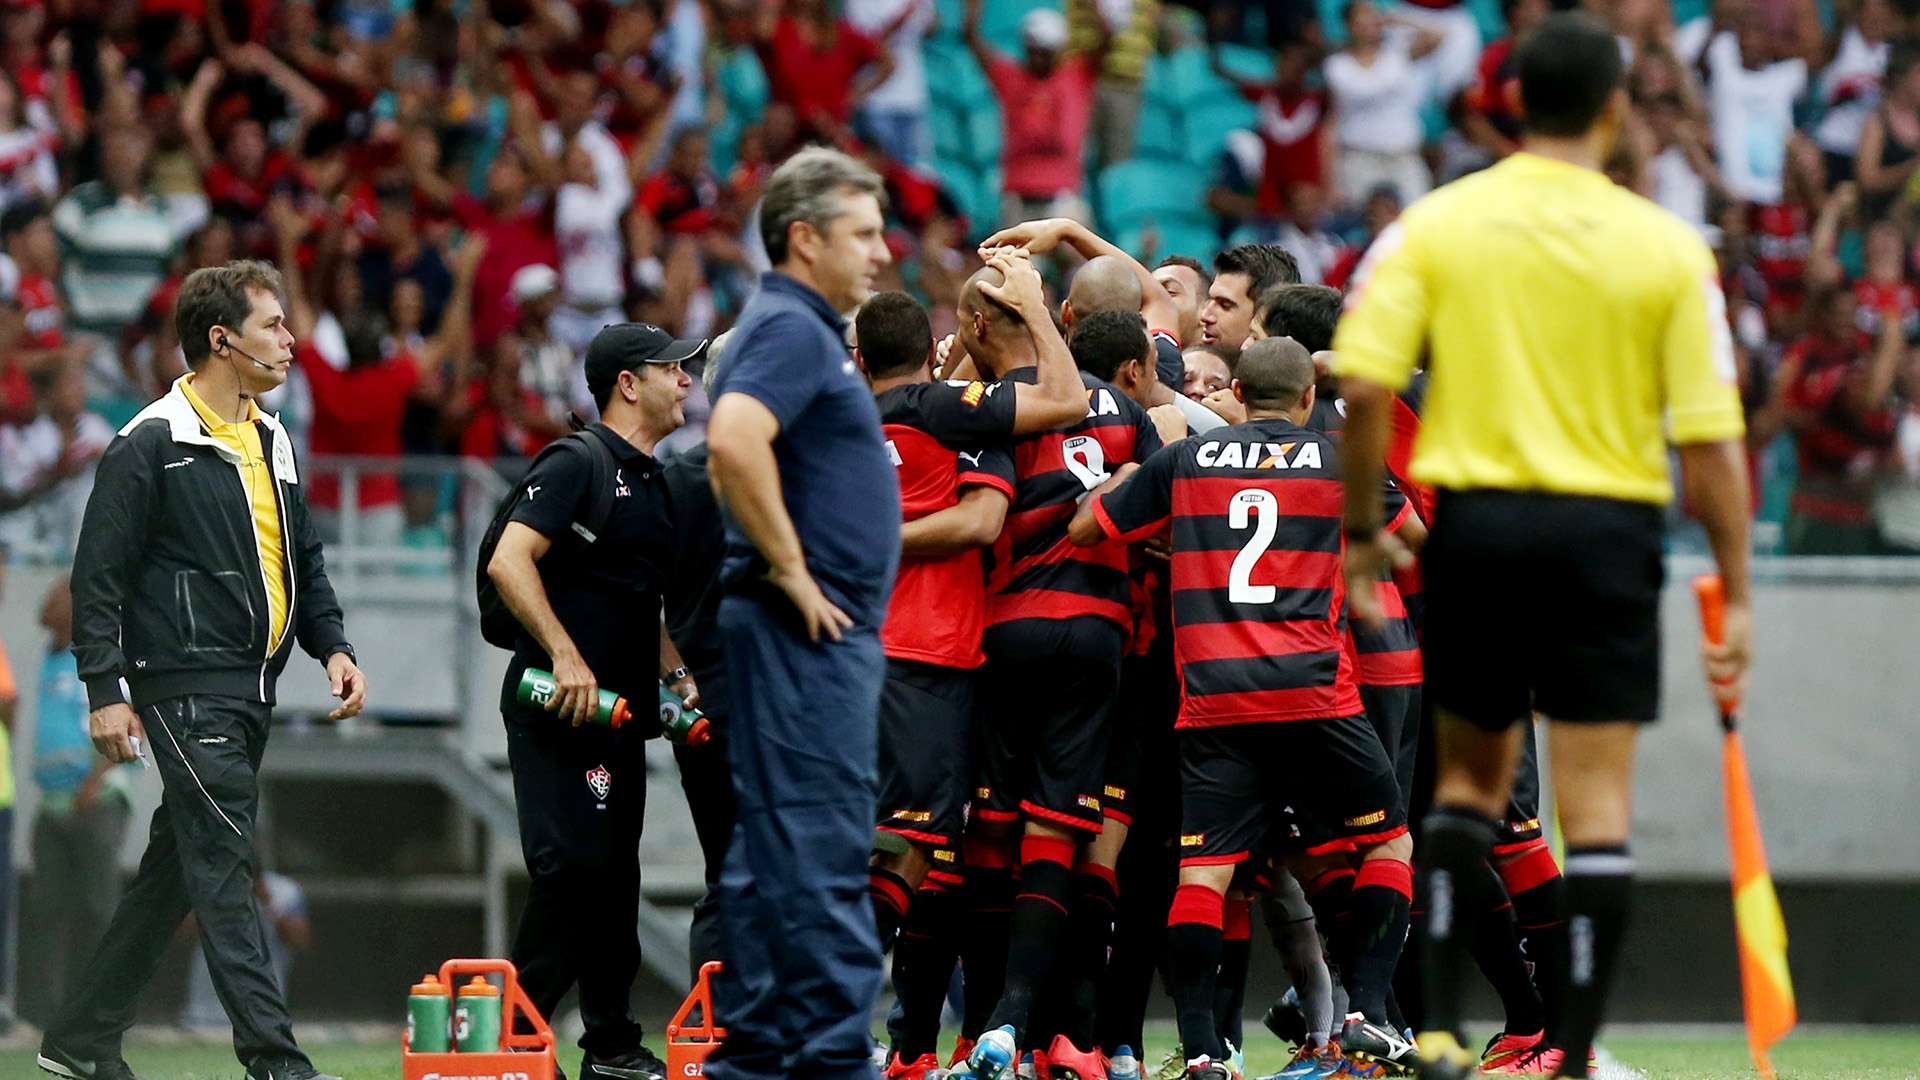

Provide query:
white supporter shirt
left=1325, top=33, right=1426, bottom=156
left=1815, top=27, right=1888, bottom=157
left=543, top=122, right=634, bottom=309
left=846, top=0, right=932, bottom=113
left=1705, top=32, right=1807, bottom=205
left=1652, top=144, right=1709, bottom=228
left=0, top=410, right=113, bottom=555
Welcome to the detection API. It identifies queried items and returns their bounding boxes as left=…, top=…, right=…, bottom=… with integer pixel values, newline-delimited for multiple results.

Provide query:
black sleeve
left=507, top=444, right=594, bottom=542
left=1095, top=441, right=1181, bottom=542
left=71, top=430, right=155, bottom=711
left=1153, top=332, right=1185, bottom=390
left=919, top=379, right=1020, bottom=448
left=965, top=443, right=1018, bottom=498
left=289, top=450, right=351, bottom=664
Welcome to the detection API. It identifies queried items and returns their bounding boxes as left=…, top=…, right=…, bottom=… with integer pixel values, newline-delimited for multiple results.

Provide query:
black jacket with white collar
left=72, top=376, right=352, bottom=712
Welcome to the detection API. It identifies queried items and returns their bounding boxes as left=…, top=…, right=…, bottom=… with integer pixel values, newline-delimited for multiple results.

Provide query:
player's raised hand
left=981, top=218, right=1075, bottom=256
left=977, top=250, right=1045, bottom=316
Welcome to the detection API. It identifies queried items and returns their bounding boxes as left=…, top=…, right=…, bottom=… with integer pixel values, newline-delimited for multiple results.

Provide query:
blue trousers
left=705, top=594, right=885, bottom=1080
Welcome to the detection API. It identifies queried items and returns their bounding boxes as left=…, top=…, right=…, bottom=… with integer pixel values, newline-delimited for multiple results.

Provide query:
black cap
left=585, top=322, right=709, bottom=400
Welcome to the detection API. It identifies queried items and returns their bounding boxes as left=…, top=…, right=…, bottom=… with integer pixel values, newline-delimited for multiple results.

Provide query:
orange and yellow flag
left=1694, top=575, right=1797, bottom=1080
left=1723, top=728, right=1796, bottom=1079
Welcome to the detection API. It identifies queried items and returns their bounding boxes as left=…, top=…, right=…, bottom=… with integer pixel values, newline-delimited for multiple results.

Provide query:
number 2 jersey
left=876, top=378, right=1020, bottom=669
left=974, top=368, right=1163, bottom=658
left=1090, top=416, right=1408, bottom=728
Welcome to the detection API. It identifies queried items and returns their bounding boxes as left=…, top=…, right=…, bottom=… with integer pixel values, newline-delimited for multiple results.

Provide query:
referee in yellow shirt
left=1333, top=15, right=1753, bottom=1079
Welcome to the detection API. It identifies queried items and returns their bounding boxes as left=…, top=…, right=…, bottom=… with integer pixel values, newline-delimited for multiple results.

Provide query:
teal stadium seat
left=1213, top=43, right=1271, bottom=87
left=1182, top=97, right=1258, bottom=169
left=964, top=102, right=1003, bottom=168
left=1097, top=159, right=1210, bottom=235
left=1135, top=98, right=1185, bottom=161
left=1115, top=214, right=1222, bottom=266
left=934, top=158, right=1003, bottom=241
left=1154, top=46, right=1232, bottom=108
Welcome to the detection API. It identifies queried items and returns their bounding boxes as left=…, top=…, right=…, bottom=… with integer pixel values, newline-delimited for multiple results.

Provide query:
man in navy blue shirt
left=704, top=146, right=901, bottom=1080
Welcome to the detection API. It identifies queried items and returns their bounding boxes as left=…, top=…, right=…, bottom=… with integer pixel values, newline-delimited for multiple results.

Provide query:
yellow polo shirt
left=1333, top=152, right=1746, bottom=505
left=183, top=375, right=289, bottom=653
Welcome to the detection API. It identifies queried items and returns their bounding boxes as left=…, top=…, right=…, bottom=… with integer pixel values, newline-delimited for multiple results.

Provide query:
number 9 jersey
left=972, top=368, right=1163, bottom=646
left=1089, top=416, right=1410, bottom=729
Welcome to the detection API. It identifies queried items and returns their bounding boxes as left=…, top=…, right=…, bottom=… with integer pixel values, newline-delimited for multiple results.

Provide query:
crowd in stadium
left=0, top=0, right=1911, bottom=556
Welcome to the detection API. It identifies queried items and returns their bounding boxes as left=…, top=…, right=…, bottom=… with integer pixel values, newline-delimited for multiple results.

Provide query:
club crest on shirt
left=586, top=765, right=612, bottom=801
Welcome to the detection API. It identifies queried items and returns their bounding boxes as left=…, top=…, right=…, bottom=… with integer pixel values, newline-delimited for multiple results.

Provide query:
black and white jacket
left=72, top=376, right=353, bottom=712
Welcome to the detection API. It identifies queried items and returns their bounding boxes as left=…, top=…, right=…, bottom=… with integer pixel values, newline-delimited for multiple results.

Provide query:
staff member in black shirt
left=487, top=323, right=705, bottom=1080
left=42, top=261, right=363, bottom=1080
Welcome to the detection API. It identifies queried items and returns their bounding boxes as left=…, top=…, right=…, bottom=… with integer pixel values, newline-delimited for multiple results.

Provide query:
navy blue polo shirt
left=713, top=272, right=901, bottom=629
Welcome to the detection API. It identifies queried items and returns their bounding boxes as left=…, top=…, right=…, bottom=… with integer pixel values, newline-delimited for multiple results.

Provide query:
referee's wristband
left=664, top=666, right=690, bottom=684
left=1344, top=524, right=1383, bottom=542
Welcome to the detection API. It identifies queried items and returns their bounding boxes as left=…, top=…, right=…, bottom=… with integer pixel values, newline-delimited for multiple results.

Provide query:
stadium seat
left=1213, top=43, right=1272, bottom=87
left=1181, top=97, right=1259, bottom=169
left=1135, top=102, right=1185, bottom=162
left=1154, top=46, right=1233, bottom=108
left=1097, top=159, right=1211, bottom=234
left=1114, top=214, right=1223, bottom=267
left=933, top=158, right=1003, bottom=241
left=965, top=102, right=1004, bottom=169
left=925, top=41, right=997, bottom=113
left=931, top=105, right=969, bottom=162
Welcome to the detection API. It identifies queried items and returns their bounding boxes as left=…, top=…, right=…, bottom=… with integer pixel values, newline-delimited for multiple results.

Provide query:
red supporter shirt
left=457, top=379, right=551, bottom=459
left=988, top=54, right=1096, bottom=199
left=1853, top=278, right=1920, bottom=339
left=876, top=378, right=1020, bottom=669
left=297, top=343, right=418, bottom=509
left=974, top=370, right=1161, bottom=633
left=1241, top=83, right=1328, bottom=215
left=204, top=153, right=304, bottom=222
left=758, top=17, right=882, bottom=126
left=1783, top=333, right=1898, bottom=523
left=454, top=194, right=558, bottom=347
left=1092, top=417, right=1363, bottom=727
left=19, top=273, right=61, bottom=350
left=638, top=168, right=723, bottom=235
left=1465, top=38, right=1524, bottom=144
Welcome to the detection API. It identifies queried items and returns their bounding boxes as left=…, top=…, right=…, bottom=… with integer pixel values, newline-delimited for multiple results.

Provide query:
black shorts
left=1178, top=717, right=1408, bottom=867
left=877, top=658, right=974, bottom=854
left=1359, top=683, right=1421, bottom=819
left=1104, top=649, right=1179, bottom=828
left=1496, top=720, right=1546, bottom=854
left=974, top=652, right=1119, bottom=833
left=1423, top=490, right=1664, bottom=728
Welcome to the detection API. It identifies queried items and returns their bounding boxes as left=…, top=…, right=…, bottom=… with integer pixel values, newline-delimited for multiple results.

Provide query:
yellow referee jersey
left=1333, top=152, right=1746, bottom=505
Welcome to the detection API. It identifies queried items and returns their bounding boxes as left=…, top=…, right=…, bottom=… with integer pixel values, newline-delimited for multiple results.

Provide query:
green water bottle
left=657, top=684, right=713, bottom=747
left=454, top=976, right=502, bottom=1053
left=407, top=974, right=451, bottom=1053
left=516, top=668, right=631, bottom=728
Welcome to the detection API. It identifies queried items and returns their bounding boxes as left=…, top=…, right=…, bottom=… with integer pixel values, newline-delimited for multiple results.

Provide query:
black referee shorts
left=1423, top=489, right=1665, bottom=729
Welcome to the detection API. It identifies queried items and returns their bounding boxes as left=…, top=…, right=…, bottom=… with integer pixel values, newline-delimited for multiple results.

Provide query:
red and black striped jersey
left=1308, top=378, right=1426, bottom=686
left=975, top=368, right=1163, bottom=640
left=876, top=379, right=1018, bottom=669
left=1092, top=416, right=1376, bottom=728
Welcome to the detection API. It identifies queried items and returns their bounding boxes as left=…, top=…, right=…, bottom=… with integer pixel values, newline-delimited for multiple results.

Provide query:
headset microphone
left=220, top=334, right=280, bottom=371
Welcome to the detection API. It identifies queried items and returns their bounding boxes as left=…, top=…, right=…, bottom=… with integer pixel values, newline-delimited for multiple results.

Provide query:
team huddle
left=835, top=216, right=1567, bottom=1080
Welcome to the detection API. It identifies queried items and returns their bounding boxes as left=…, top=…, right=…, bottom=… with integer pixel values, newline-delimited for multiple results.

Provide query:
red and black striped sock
left=869, top=867, right=913, bottom=952
left=1213, top=896, right=1253, bottom=1052
left=960, top=832, right=1015, bottom=1036
left=1167, top=883, right=1227, bottom=1063
left=1499, top=845, right=1570, bottom=1046
left=984, top=833, right=1078, bottom=1038
left=1346, top=857, right=1414, bottom=1026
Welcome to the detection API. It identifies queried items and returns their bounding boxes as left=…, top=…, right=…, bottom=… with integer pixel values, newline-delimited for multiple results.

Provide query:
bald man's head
left=1066, top=256, right=1143, bottom=323
left=1235, top=336, right=1317, bottom=417
left=957, top=263, right=1021, bottom=370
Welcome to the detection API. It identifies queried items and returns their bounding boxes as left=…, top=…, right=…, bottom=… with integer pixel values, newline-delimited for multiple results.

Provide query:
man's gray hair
left=758, top=146, right=887, bottom=266
left=701, top=329, right=735, bottom=399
